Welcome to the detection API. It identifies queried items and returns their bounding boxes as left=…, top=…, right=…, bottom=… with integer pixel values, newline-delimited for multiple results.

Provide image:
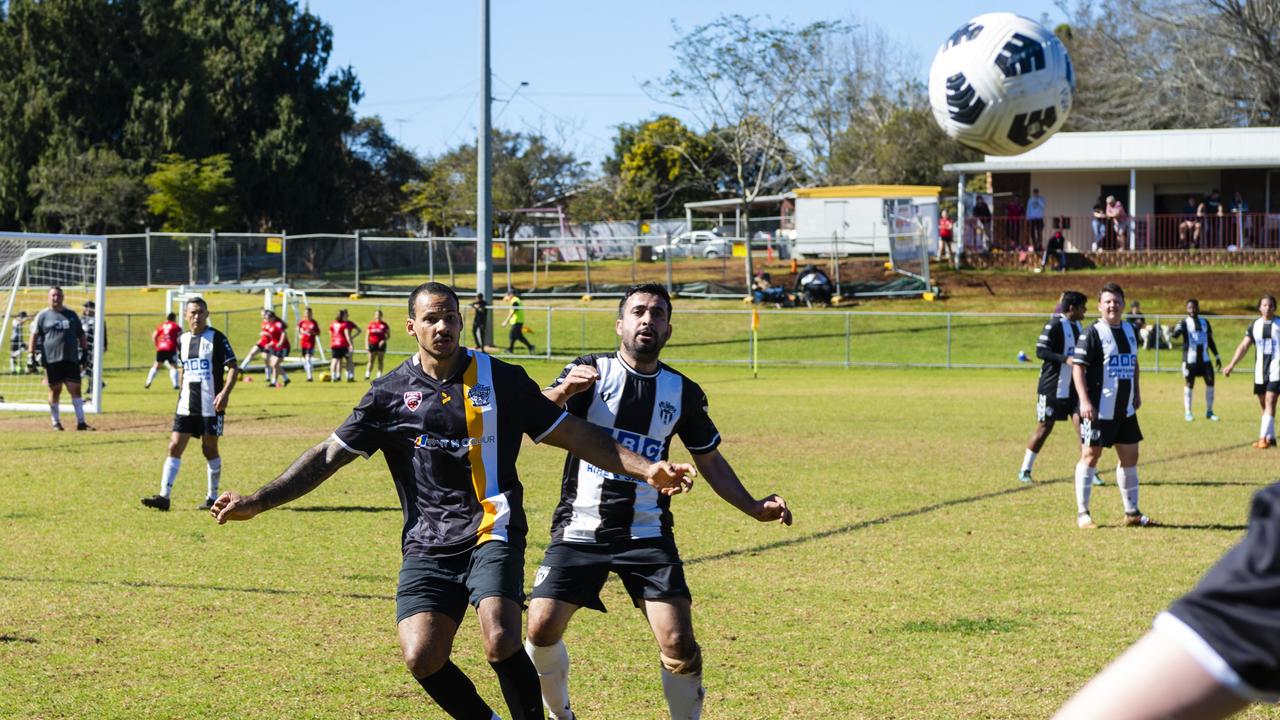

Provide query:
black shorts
left=1254, top=380, right=1280, bottom=395
left=330, top=347, right=349, bottom=360
left=368, top=341, right=387, bottom=353
left=1162, top=482, right=1280, bottom=699
left=172, top=413, right=224, bottom=437
left=10, top=338, right=21, bottom=353
left=1080, top=413, right=1143, bottom=448
left=1036, top=393, right=1076, bottom=423
left=271, top=347, right=289, bottom=359
left=1183, top=362, right=1215, bottom=383
left=255, top=342, right=270, bottom=353
left=396, top=540, right=525, bottom=625
left=156, top=350, right=178, bottom=364
left=45, top=360, right=81, bottom=385
left=301, top=347, right=315, bottom=357
left=530, top=537, right=691, bottom=612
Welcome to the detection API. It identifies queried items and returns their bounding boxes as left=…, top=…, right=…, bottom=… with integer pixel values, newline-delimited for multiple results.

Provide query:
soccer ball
left=928, top=13, right=1074, bottom=156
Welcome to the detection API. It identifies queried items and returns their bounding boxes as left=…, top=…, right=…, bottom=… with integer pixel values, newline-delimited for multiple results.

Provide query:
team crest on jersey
left=659, top=400, right=676, bottom=424
left=403, top=391, right=423, bottom=411
left=533, top=565, right=550, bottom=587
left=467, top=383, right=491, bottom=408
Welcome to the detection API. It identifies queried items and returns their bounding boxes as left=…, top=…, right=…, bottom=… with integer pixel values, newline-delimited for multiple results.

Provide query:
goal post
left=163, top=283, right=325, bottom=369
left=887, top=204, right=934, bottom=294
left=0, top=233, right=106, bottom=413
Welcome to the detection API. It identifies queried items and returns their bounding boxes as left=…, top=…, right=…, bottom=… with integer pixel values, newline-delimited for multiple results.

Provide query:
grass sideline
left=2, top=360, right=1279, bottom=718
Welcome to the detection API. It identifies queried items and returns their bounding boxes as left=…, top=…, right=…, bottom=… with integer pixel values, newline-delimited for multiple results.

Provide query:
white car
left=652, top=231, right=732, bottom=260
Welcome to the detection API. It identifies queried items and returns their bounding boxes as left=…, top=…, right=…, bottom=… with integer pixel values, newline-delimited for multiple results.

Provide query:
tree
left=145, top=154, right=237, bottom=232
left=611, top=115, right=718, bottom=221
left=29, top=144, right=148, bottom=233
left=339, top=116, right=423, bottom=232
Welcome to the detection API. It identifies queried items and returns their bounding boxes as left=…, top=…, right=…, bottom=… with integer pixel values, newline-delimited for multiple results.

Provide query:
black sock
left=490, top=650, right=545, bottom=720
left=416, top=660, right=495, bottom=720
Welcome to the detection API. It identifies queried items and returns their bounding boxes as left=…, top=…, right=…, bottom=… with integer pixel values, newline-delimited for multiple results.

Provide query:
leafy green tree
left=29, top=144, right=148, bottom=233
left=611, top=115, right=716, bottom=221
left=339, top=117, right=423, bottom=232
left=144, top=154, right=237, bottom=232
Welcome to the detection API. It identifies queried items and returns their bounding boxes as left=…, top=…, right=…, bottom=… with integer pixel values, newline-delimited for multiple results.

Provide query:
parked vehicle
left=652, top=231, right=732, bottom=260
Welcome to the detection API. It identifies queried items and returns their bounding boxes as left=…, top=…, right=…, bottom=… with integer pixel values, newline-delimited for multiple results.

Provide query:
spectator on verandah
left=1026, top=188, right=1046, bottom=251
left=1178, top=195, right=1202, bottom=249
left=1005, top=193, right=1026, bottom=250
left=1091, top=198, right=1107, bottom=252
left=1106, top=195, right=1129, bottom=250
left=938, top=209, right=955, bottom=265
left=1198, top=189, right=1225, bottom=247
left=972, top=195, right=993, bottom=252
left=1039, top=230, right=1067, bottom=273
left=1228, top=190, right=1250, bottom=248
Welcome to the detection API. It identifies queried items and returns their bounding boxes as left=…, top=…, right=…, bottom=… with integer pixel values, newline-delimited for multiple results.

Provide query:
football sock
left=1261, top=413, right=1275, bottom=440
left=489, top=649, right=544, bottom=720
left=1183, top=387, right=1193, bottom=414
left=146, top=366, right=158, bottom=387
left=526, top=640, right=572, bottom=719
left=1020, top=449, right=1036, bottom=474
left=278, top=367, right=289, bottom=384
left=49, top=403, right=60, bottom=427
left=1206, top=386, right=1215, bottom=412
left=303, top=357, right=313, bottom=380
left=1074, top=463, right=1093, bottom=515
left=1117, top=465, right=1139, bottom=514
left=414, top=660, right=496, bottom=720
left=72, top=398, right=85, bottom=424
left=660, top=652, right=704, bottom=720
left=161, top=457, right=181, bottom=498
left=206, top=457, right=222, bottom=499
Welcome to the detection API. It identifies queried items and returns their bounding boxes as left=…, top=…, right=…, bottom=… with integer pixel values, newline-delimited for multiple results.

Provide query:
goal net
left=164, top=284, right=324, bottom=370
left=887, top=204, right=934, bottom=294
left=0, top=233, right=106, bottom=412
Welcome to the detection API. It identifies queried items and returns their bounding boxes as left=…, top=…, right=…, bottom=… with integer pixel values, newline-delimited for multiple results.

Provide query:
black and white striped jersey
left=1074, top=320, right=1139, bottom=420
left=1036, top=314, right=1082, bottom=400
left=1171, top=316, right=1218, bottom=365
left=176, top=328, right=237, bottom=416
left=1246, top=318, right=1280, bottom=384
left=548, top=353, right=721, bottom=544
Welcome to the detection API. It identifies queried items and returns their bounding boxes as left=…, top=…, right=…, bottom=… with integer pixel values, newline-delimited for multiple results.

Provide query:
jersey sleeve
left=1171, top=319, right=1187, bottom=340
left=332, top=387, right=388, bottom=458
left=1073, top=326, right=1099, bottom=366
left=509, top=364, right=567, bottom=443
left=217, top=332, right=237, bottom=367
left=547, top=356, right=594, bottom=417
left=1207, top=321, right=1220, bottom=356
left=677, top=379, right=721, bottom=454
left=71, top=312, right=85, bottom=339
left=1035, top=320, right=1066, bottom=363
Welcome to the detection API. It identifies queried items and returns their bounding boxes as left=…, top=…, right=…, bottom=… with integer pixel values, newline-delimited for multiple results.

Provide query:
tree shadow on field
left=283, top=505, right=398, bottom=513
left=1099, top=523, right=1248, bottom=532
left=3, top=437, right=150, bottom=452
left=0, top=574, right=392, bottom=602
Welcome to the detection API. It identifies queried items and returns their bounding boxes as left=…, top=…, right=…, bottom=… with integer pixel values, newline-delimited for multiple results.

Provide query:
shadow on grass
left=0, top=575, right=392, bottom=602
left=0, top=634, right=38, bottom=644
left=283, top=505, right=399, bottom=513
left=3, top=437, right=151, bottom=452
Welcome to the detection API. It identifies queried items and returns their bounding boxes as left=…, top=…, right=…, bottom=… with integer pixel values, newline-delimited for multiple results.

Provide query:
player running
left=141, top=296, right=239, bottom=511
left=365, top=309, right=389, bottom=380
left=328, top=309, right=360, bottom=382
left=502, top=289, right=535, bottom=354
left=1223, top=294, right=1280, bottom=448
left=209, top=281, right=693, bottom=720
left=29, top=287, right=91, bottom=431
left=524, top=282, right=793, bottom=720
left=1170, top=298, right=1221, bottom=422
left=146, top=312, right=182, bottom=389
left=267, top=311, right=290, bottom=388
left=297, top=307, right=320, bottom=381
left=1019, top=291, right=1087, bottom=484
left=239, top=309, right=276, bottom=384
left=1072, top=282, right=1155, bottom=529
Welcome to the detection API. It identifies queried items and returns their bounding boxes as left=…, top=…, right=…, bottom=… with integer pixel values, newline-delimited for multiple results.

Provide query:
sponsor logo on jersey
left=412, top=434, right=495, bottom=450
left=403, top=391, right=422, bottom=411
left=608, top=428, right=663, bottom=461
left=1106, top=353, right=1137, bottom=379
left=181, top=357, right=211, bottom=372
left=467, top=383, right=491, bottom=408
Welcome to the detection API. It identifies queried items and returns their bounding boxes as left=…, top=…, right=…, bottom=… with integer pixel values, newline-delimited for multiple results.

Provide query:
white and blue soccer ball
left=928, top=13, right=1074, bottom=156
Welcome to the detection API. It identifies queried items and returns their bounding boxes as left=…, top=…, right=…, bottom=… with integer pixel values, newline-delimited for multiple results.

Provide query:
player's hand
left=749, top=494, right=793, bottom=526
left=213, top=391, right=229, bottom=413
left=1223, top=363, right=1234, bottom=377
left=1215, top=358, right=1223, bottom=372
left=210, top=491, right=260, bottom=524
left=1079, top=401, right=1097, bottom=422
left=558, top=365, right=600, bottom=399
left=645, top=461, right=696, bottom=496
left=1132, top=393, right=1141, bottom=410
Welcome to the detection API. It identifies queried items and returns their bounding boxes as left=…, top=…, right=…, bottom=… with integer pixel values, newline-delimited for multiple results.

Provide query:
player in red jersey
left=239, top=309, right=277, bottom=384
left=328, top=309, right=360, bottom=382
left=364, top=309, right=390, bottom=380
left=296, top=307, right=320, bottom=381
left=146, top=312, right=182, bottom=389
left=268, top=312, right=291, bottom=388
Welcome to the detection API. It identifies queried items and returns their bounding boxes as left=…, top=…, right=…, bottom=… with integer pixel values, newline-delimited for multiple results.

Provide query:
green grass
left=3, top=357, right=1280, bottom=718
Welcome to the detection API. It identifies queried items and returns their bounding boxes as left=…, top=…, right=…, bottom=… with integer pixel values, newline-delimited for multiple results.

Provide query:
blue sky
left=308, top=1, right=1066, bottom=167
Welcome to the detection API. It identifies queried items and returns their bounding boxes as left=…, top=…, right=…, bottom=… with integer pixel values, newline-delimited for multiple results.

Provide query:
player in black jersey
left=1170, top=299, right=1221, bottom=422
left=1223, top=295, right=1280, bottom=449
left=210, top=282, right=693, bottom=720
left=524, top=283, right=792, bottom=720
left=1018, top=291, right=1087, bottom=483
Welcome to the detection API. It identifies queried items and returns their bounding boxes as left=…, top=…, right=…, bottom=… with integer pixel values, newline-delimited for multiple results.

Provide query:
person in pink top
left=1106, top=195, right=1130, bottom=250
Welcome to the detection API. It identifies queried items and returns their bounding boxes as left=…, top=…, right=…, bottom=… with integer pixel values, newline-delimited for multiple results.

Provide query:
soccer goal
left=886, top=204, right=934, bottom=295
left=164, top=284, right=325, bottom=368
left=0, top=233, right=107, bottom=412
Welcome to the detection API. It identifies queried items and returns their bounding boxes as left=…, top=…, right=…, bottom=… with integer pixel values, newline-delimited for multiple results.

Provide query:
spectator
left=1026, top=188, right=1046, bottom=250
left=1178, top=195, right=1201, bottom=249
left=1129, top=300, right=1161, bottom=349
left=1005, top=194, right=1026, bottom=250
left=1039, top=230, right=1067, bottom=272
left=1091, top=198, right=1107, bottom=252
left=751, top=272, right=788, bottom=306
left=972, top=195, right=992, bottom=252
left=1105, top=195, right=1129, bottom=250
left=938, top=209, right=955, bottom=265
left=1198, top=188, right=1225, bottom=246
left=1228, top=190, right=1250, bottom=248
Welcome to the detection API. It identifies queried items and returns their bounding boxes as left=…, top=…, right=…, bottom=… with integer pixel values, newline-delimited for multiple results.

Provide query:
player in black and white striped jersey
left=141, top=296, right=239, bottom=511
left=1170, top=298, right=1222, bottom=422
left=1018, top=291, right=1088, bottom=483
left=1223, top=294, right=1280, bottom=449
left=524, top=283, right=792, bottom=720
left=1072, top=283, right=1156, bottom=529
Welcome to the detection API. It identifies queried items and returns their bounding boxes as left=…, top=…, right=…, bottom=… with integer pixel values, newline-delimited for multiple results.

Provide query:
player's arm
left=1171, top=321, right=1186, bottom=341
left=1035, top=323, right=1067, bottom=363
left=543, top=363, right=598, bottom=407
left=211, top=436, right=358, bottom=523
left=1207, top=324, right=1222, bottom=367
left=691, top=447, right=791, bottom=525
left=1223, top=335, right=1253, bottom=376
left=1132, top=358, right=1141, bottom=410
left=541, top=414, right=694, bottom=495
left=214, top=361, right=239, bottom=412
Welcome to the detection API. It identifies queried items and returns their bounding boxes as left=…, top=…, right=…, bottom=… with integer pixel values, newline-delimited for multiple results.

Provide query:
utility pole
left=476, top=0, right=494, bottom=345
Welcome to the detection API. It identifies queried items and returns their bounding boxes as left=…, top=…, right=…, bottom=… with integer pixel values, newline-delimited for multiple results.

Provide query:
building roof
left=943, top=127, right=1280, bottom=173
left=683, top=193, right=790, bottom=211
left=792, top=184, right=942, bottom=199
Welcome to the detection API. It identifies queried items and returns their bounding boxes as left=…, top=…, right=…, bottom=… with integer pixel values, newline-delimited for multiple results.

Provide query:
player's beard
left=622, top=328, right=665, bottom=361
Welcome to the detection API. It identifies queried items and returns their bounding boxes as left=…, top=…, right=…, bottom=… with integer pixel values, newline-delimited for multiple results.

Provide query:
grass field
left=3, top=352, right=1280, bottom=718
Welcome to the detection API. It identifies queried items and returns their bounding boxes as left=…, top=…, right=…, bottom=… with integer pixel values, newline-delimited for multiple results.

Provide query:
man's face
left=1099, top=292, right=1124, bottom=323
left=186, top=302, right=208, bottom=333
left=616, top=293, right=672, bottom=360
left=408, top=292, right=462, bottom=360
left=375, top=311, right=383, bottom=322
left=48, top=288, right=63, bottom=309
left=1187, top=302, right=1198, bottom=317
left=1066, top=303, right=1086, bottom=322
left=1262, top=297, right=1276, bottom=319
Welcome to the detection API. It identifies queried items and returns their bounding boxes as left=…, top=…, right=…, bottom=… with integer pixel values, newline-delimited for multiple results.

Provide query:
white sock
left=1075, top=463, right=1093, bottom=515
left=161, top=457, right=181, bottom=497
left=170, top=367, right=179, bottom=388
left=206, top=457, right=222, bottom=499
left=526, top=640, right=573, bottom=719
left=1184, top=387, right=1192, bottom=414
left=661, top=665, right=704, bottom=720
left=1117, top=465, right=1139, bottom=514
left=303, top=357, right=313, bottom=380
left=49, top=403, right=61, bottom=426
left=146, top=366, right=158, bottom=387
left=1206, top=386, right=1215, bottom=412
left=1262, top=413, right=1275, bottom=440
left=1020, top=449, right=1036, bottom=474
left=72, top=398, right=85, bottom=424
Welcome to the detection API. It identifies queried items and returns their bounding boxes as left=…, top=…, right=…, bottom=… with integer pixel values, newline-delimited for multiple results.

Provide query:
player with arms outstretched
left=297, top=307, right=320, bottom=381
left=1222, top=295, right=1280, bottom=448
left=209, top=282, right=694, bottom=720
left=1171, top=298, right=1222, bottom=422
left=1018, top=291, right=1087, bottom=483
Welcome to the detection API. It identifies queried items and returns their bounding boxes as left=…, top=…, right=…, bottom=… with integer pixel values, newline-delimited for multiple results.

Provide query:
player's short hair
left=1100, top=282, right=1125, bottom=302
left=166, top=312, right=176, bottom=321
left=1261, top=295, right=1277, bottom=310
left=185, top=296, right=208, bottom=312
left=1059, top=291, right=1086, bottom=311
left=408, top=282, right=460, bottom=317
left=49, top=285, right=63, bottom=293
left=618, top=283, right=673, bottom=319
left=1187, top=298, right=1200, bottom=310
